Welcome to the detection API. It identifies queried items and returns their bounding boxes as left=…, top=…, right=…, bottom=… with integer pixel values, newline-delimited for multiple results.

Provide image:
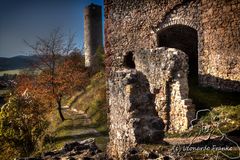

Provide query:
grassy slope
left=39, top=71, right=108, bottom=154
left=189, top=82, right=240, bottom=109
left=142, top=83, right=240, bottom=159
left=166, top=105, right=240, bottom=137
left=166, top=79, right=240, bottom=138
left=72, top=71, right=108, bottom=133
left=30, top=71, right=239, bottom=157
left=188, top=80, right=240, bottom=136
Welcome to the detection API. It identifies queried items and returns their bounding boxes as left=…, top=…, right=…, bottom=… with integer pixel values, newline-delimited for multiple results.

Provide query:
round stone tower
left=84, top=3, right=103, bottom=68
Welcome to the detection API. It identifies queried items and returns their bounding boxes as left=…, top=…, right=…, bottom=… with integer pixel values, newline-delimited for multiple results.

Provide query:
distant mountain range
left=0, top=55, right=38, bottom=71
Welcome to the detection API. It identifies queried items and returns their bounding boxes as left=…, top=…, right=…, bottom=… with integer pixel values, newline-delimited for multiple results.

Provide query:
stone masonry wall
left=199, top=0, right=240, bottom=91
left=134, top=48, right=195, bottom=132
left=108, top=69, right=165, bottom=159
left=104, top=0, right=240, bottom=91
left=108, top=48, right=195, bottom=159
left=105, top=0, right=240, bottom=158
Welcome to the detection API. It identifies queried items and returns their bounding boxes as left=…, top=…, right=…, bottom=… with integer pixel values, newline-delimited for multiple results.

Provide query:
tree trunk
left=57, top=99, right=65, bottom=121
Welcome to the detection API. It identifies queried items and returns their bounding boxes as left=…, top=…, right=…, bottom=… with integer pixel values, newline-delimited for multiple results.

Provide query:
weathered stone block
left=108, top=48, right=196, bottom=159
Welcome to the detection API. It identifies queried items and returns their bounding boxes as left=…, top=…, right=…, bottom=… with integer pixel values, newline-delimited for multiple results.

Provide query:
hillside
left=40, top=71, right=108, bottom=154
left=0, top=55, right=38, bottom=71
left=5, top=71, right=239, bottom=159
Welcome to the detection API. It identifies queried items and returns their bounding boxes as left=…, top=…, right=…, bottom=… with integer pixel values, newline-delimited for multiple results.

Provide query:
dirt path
left=53, top=107, right=108, bottom=150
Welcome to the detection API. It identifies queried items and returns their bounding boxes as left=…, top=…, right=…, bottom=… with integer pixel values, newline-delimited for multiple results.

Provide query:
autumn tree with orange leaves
left=17, top=29, right=88, bottom=121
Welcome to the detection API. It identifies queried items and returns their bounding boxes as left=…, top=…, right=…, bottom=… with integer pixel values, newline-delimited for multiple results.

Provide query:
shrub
left=0, top=95, right=49, bottom=158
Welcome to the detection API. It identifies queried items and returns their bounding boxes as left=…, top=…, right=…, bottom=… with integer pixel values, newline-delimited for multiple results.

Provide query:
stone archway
left=157, top=24, right=198, bottom=83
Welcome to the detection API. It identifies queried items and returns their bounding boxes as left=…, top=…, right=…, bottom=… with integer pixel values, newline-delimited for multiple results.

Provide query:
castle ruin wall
left=105, top=0, right=240, bottom=91
left=108, top=48, right=195, bottom=159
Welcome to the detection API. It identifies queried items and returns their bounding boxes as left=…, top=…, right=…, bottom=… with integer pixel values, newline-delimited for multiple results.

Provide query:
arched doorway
left=157, top=24, right=198, bottom=83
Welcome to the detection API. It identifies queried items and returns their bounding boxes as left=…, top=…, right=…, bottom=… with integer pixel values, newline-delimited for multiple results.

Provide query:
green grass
left=188, top=77, right=240, bottom=133
left=189, top=78, right=240, bottom=109
left=68, top=71, right=108, bottom=133
left=184, top=104, right=240, bottom=136
left=27, top=72, right=240, bottom=157
left=0, top=90, right=9, bottom=95
left=42, top=111, right=108, bottom=151
left=166, top=77, right=240, bottom=138
left=166, top=105, right=240, bottom=138
left=0, top=69, right=23, bottom=76
left=201, top=105, right=240, bottom=134
left=0, top=68, right=41, bottom=76
left=39, top=71, right=108, bottom=154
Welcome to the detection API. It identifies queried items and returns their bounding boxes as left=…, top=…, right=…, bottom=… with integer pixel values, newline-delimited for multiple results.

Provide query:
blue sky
left=0, top=0, right=104, bottom=57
